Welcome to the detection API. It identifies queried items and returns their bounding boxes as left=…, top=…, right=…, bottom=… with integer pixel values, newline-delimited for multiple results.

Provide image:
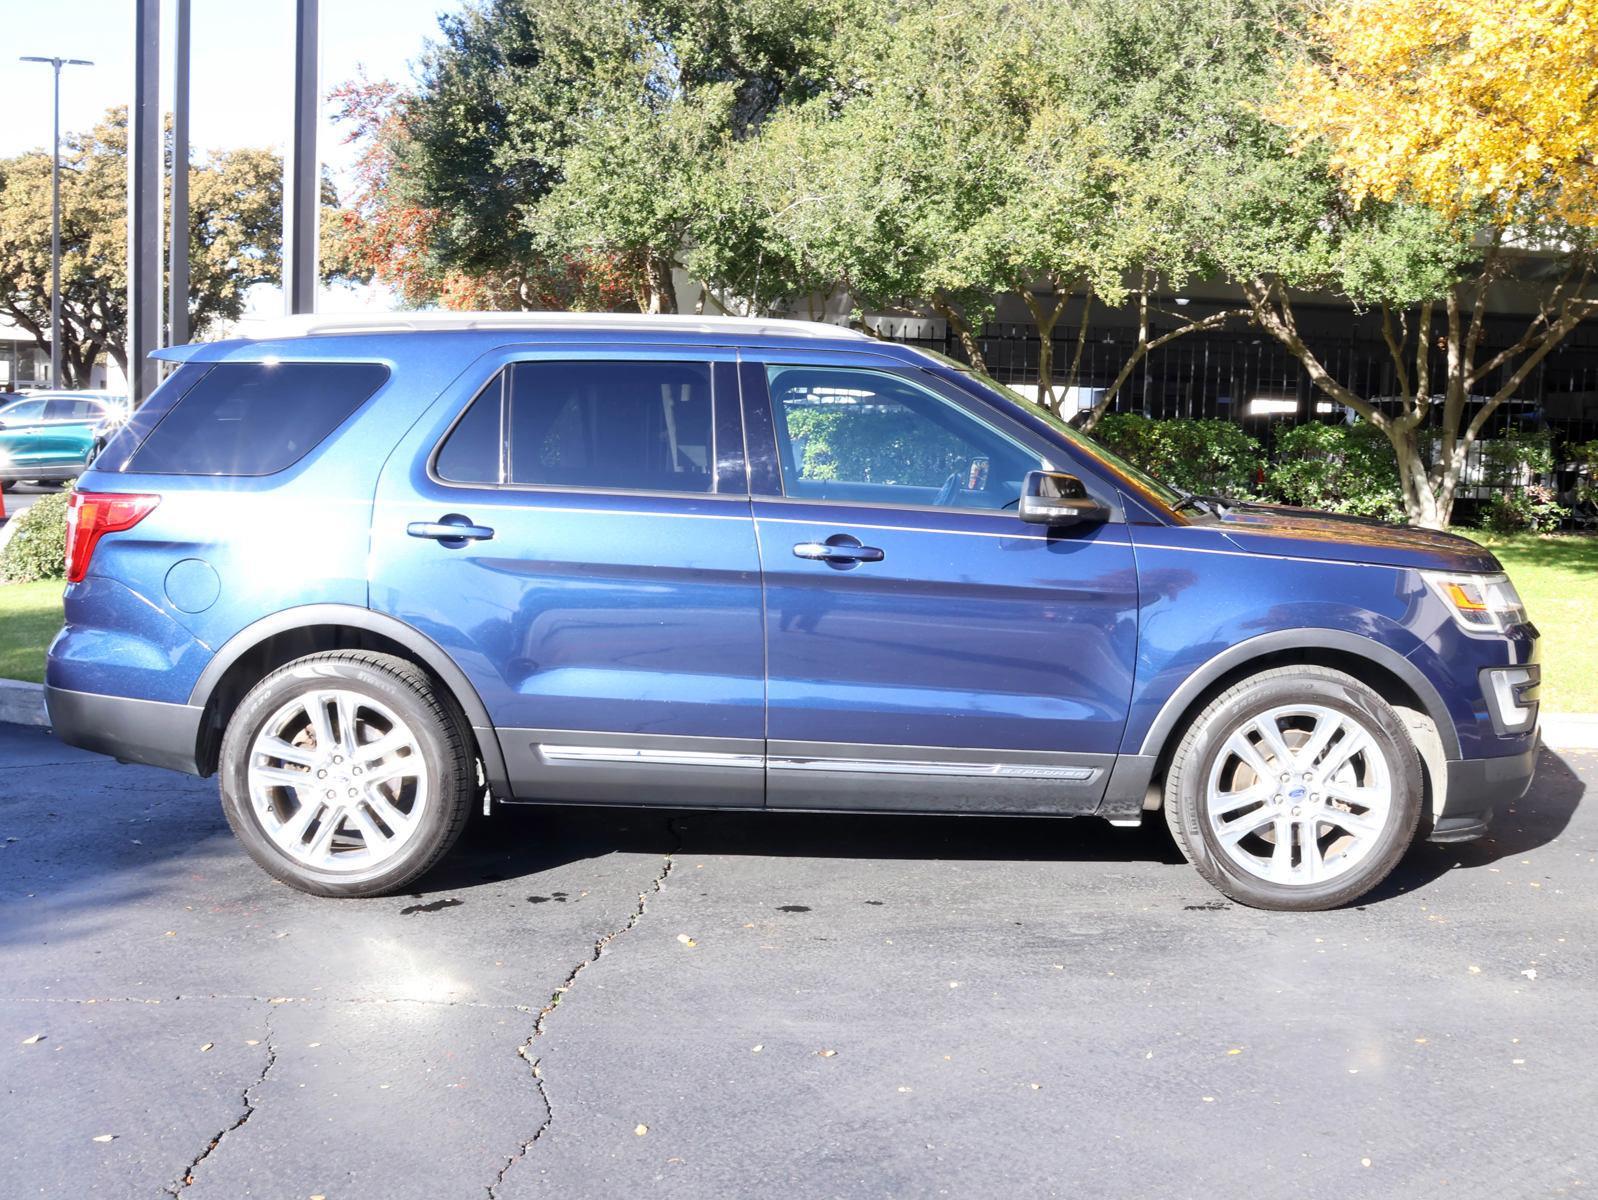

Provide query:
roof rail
left=224, top=310, right=871, bottom=342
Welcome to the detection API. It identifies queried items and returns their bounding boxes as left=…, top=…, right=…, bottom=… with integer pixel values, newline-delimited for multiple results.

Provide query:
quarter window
left=766, top=365, right=1041, bottom=511
left=435, top=360, right=717, bottom=494
left=126, top=362, right=388, bottom=476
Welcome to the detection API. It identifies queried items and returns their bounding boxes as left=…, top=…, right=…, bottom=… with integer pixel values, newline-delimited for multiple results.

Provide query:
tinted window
left=127, top=362, right=388, bottom=476
left=435, top=374, right=504, bottom=484
left=0, top=400, right=45, bottom=423
left=435, top=360, right=716, bottom=493
left=767, top=365, right=1039, bottom=511
left=44, top=398, right=104, bottom=421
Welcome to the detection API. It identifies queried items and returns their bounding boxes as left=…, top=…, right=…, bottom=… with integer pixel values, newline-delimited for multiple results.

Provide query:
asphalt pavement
left=1, top=723, right=1593, bottom=1199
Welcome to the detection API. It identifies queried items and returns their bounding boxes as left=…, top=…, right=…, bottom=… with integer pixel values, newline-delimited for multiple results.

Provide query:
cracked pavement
left=2, top=722, right=1596, bottom=1198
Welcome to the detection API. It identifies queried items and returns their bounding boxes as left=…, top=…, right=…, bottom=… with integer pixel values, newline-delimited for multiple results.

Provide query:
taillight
left=65, top=492, right=160, bottom=583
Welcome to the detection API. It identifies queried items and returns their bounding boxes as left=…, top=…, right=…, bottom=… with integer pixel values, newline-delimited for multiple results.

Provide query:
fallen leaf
left=750, top=1045, right=763, bottom=1053
left=1226, top=1048, right=1243, bottom=1056
left=1361, top=1158, right=1372, bottom=1168
left=245, top=1040, right=260, bottom=1046
left=676, top=934, right=697, bottom=948
left=1201, top=1096, right=1215, bottom=1103
left=634, top=1124, right=649, bottom=1136
left=92, top=1134, right=115, bottom=1143
left=1468, top=965, right=1482, bottom=974
left=818, top=1049, right=837, bottom=1058
left=21, top=1034, right=44, bottom=1045
left=199, top=1043, right=214, bottom=1052
left=1521, top=968, right=1538, bottom=980
left=1029, top=1083, right=1042, bottom=1090
left=308, top=1042, right=321, bottom=1048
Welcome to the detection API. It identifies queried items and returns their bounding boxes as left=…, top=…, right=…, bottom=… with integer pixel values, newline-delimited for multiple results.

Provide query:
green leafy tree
left=1200, top=0, right=1598, bottom=529
left=390, top=0, right=846, bottom=313
left=0, top=107, right=359, bottom=387
left=730, top=0, right=1242, bottom=407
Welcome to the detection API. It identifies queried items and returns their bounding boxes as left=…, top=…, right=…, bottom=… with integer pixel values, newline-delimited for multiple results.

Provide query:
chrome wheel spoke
left=354, top=732, right=411, bottom=769
left=1223, top=731, right=1274, bottom=784
left=1249, top=716, right=1295, bottom=774
left=303, top=693, right=337, bottom=753
left=258, top=736, right=318, bottom=768
left=1216, top=805, right=1274, bottom=847
left=1295, top=713, right=1344, bottom=772
left=365, top=787, right=415, bottom=832
left=253, top=764, right=315, bottom=792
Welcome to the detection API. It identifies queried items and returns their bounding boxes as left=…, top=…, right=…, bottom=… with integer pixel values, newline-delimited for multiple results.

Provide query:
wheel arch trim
left=188, top=603, right=509, bottom=796
left=1134, top=629, right=1461, bottom=761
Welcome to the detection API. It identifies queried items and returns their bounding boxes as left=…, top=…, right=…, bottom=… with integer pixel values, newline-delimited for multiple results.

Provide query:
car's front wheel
left=218, top=651, right=475, bottom=897
left=1163, top=665, right=1423, bottom=910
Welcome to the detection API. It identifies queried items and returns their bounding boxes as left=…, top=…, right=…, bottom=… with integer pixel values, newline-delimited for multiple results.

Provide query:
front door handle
left=408, top=514, right=495, bottom=545
left=792, top=535, right=884, bottom=566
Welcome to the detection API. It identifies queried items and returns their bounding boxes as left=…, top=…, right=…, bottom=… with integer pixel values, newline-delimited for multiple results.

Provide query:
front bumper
left=45, top=685, right=204, bottom=776
left=1429, top=738, right=1539, bottom=843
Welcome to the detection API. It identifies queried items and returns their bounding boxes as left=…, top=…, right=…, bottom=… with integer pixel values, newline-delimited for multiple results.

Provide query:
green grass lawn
left=0, top=580, right=64, bottom=685
left=1464, top=531, right=1598, bottom=714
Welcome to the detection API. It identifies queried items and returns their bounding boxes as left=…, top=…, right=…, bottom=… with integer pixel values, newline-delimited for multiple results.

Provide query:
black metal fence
left=890, top=303, right=1598, bottom=522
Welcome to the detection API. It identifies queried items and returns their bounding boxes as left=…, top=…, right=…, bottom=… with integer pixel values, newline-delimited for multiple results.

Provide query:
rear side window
left=435, top=360, right=716, bottom=493
left=126, top=362, right=388, bottom=476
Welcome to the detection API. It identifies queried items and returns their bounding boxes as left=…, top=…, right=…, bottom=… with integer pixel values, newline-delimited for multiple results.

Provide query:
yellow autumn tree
left=1274, top=0, right=1598, bottom=226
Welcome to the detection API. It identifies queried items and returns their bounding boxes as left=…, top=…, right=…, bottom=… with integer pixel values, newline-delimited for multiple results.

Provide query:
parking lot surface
left=1, top=722, right=1593, bottom=1199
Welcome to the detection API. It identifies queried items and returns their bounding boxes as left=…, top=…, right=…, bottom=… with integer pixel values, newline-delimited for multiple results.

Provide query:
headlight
left=1422, top=571, right=1528, bottom=634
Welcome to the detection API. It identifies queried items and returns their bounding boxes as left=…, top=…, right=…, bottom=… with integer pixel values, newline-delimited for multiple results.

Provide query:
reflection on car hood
left=1216, top=502, right=1500, bottom=573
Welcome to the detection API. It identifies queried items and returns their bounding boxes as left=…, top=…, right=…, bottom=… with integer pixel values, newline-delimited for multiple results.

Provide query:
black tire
left=218, top=651, right=475, bottom=898
left=1163, top=665, right=1422, bottom=911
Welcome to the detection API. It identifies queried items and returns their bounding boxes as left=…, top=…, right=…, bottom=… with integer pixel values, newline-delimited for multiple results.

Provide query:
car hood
left=1214, top=503, right=1501, bottom=573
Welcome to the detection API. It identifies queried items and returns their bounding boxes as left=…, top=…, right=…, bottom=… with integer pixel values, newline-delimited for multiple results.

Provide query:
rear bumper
left=1429, top=739, right=1539, bottom=843
left=44, top=685, right=204, bottom=776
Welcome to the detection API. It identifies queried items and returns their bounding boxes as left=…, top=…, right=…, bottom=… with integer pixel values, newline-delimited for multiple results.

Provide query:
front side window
left=766, top=365, right=1040, bottom=511
left=435, top=359, right=716, bottom=494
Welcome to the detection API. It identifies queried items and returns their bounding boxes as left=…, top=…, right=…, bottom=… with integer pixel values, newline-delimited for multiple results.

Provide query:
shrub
left=1265, top=421, right=1405, bottom=522
left=0, top=490, right=70, bottom=583
left=1090, top=414, right=1262, bottom=498
left=1485, top=484, right=1568, bottom=533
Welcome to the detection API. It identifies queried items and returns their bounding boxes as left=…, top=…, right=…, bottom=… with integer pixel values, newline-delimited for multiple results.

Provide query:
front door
left=370, top=350, right=765, bottom=807
left=743, top=358, right=1138, bottom=813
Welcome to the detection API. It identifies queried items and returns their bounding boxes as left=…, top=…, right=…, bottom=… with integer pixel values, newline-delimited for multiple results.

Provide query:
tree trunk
left=1019, top=285, right=1071, bottom=413
left=640, top=255, right=677, bottom=314
left=930, top=294, right=988, bottom=375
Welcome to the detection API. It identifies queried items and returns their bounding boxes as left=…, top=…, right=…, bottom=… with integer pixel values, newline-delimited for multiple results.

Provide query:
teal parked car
left=0, top=391, right=125, bottom=484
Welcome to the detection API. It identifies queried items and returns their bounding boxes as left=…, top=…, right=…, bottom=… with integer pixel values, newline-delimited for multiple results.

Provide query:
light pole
left=18, top=56, right=93, bottom=389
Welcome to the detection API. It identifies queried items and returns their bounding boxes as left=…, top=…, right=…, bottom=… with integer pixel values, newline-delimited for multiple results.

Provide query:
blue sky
left=2, top=0, right=468, bottom=316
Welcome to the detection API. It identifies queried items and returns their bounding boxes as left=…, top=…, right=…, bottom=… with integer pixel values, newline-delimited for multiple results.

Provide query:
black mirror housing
left=1018, top=470, right=1111, bottom=528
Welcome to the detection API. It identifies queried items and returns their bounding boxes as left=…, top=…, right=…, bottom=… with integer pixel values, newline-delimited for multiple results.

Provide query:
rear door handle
left=792, top=536, right=884, bottom=565
left=408, top=515, right=495, bottom=544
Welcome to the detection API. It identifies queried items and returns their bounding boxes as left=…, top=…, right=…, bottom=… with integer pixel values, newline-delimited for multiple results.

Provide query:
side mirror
left=1018, top=470, right=1110, bottom=528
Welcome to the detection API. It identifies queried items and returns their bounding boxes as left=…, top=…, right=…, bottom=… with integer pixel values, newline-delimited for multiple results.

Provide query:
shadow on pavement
left=1369, top=745, right=1587, bottom=902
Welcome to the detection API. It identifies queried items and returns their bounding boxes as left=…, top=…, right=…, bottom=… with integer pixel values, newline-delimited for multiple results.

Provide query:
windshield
left=924, top=352, right=1186, bottom=512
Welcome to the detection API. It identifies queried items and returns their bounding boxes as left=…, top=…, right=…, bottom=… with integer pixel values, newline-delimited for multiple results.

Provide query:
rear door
left=742, top=356, right=1139, bottom=814
left=369, top=346, right=766, bottom=807
left=36, top=397, right=103, bottom=469
left=0, top=399, right=49, bottom=471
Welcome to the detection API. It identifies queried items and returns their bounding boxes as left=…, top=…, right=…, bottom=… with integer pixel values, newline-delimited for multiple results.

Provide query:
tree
left=0, top=107, right=359, bottom=387
left=730, top=0, right=1240, bottom=407
left=1240, top=0, right=1598, bottom=528
left=383, top=0, right=847, bottom=313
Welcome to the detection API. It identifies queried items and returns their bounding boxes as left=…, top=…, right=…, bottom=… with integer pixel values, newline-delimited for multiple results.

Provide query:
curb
left=0, top=678, right=47, bottom=727
left=1542, top=714, right=1598, bottom=752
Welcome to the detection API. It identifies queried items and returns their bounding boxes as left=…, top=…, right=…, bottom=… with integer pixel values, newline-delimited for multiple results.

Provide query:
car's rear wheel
left=218, top=651, right=475, bottom=897
left=1163, top=666, right=1422, bottom=911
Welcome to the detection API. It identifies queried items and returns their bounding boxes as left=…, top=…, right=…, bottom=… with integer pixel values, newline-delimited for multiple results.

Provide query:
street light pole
left=19, top=56, right=93, bottom=389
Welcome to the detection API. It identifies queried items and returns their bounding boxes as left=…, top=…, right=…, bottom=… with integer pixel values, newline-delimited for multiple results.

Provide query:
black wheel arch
left=188, top=603, right=510, bottom=800
left=1137, top=629, right=1460, bottom=762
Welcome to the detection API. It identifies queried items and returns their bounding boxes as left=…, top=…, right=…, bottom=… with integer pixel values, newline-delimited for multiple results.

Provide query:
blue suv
left=44, top=314, right=1540, bottom=909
